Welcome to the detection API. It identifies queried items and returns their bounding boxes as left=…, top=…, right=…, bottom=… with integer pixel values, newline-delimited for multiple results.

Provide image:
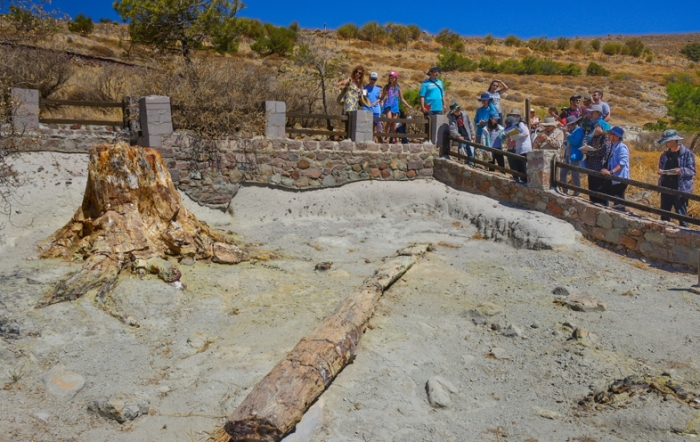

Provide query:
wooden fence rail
left=554, top=161, right=700, bottom=225
left=39, top=97, right=128, bottom=128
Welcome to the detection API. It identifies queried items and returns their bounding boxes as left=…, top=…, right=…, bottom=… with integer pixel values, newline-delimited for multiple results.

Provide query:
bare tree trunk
left=222, top=244, right=431, bottom=442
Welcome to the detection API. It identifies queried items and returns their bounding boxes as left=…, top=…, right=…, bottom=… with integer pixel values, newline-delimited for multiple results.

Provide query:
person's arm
left=567, top=127, right=584, bottom=146
left=467, top=114, right=476, bottom=141
left=510, top=122, right=529, bottom=141
left=657, top=152, right=667, bottom=175
left=448, top=117, right=460, bottom=139
left=336, top=78, right=349, bottom=87
left=544, top=130, right=564, bottom=149
left=496, top=80, right=509, bottom=93
left=419, top=83, right=428, bottom=113
left=603, top=103, right=611, bottom=122
left=617, top=145, right=630, bottom=172
left=379, top=87, right=387, bottom=103
left=680, top=150, right=696, bottom=178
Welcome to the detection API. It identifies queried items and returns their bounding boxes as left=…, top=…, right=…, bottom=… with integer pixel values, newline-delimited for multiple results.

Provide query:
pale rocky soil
left=1, top=153, right=700, bottom=442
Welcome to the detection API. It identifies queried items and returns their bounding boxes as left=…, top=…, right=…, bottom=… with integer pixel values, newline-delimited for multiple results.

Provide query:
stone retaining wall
left=14, top=124, right=129, bottom=153
left=433, top=159, right=700, bottom=269
left=156, top=133, right=438, bottom=207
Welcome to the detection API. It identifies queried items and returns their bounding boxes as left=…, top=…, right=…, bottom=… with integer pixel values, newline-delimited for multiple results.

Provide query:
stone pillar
left=526, top=149, right=557, bottom=189
left=264, top=101, right=286, bottom=139
left=429, top=114, right=448, bottom=145
left=137, top=96, right=173, bottom=148
left=11, top=88, right=39, bottom=132
left=349, top=110, right=373, bottom=142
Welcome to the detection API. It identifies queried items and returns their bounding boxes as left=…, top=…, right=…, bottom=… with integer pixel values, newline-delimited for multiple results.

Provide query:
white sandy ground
left=0, top=152, right=699, bottom=441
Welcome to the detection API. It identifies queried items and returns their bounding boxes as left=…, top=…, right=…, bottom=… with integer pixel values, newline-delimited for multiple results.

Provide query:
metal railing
left=446, top=136, right=527, bottom=179
left=554, top=161, right=700, bottom=226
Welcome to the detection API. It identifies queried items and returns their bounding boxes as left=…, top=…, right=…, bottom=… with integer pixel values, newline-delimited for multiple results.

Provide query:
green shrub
left=573, top=39, right=584, bottom=51
left=406, top=24, right=421, bottom=40
left=586, top=62, right=610, bottom=76
left=436, top=48, right=478, bottom=72
left=561, top=63, right=582, bottom=76
left=556, top=37, right=570, bottom=51
left=602, top=42, right=625, bottom=55
left=289, top=21, right=300, bottom=33
left=337, top=23, right=359, bottom=39
left=386, top=23, right=410, bottom=49
left=67, top=13, right=94, bottom=36
left=504, top=35, right=521, bottom=47
left=680, top=43, right=700, bottom=62
left=250, top=24, right=298, bottom=57
left=211, top=18, right=240, bottom=53
left=237, top=18, right=265, bottom=40
left=435, top=28, right=463, bottom=51
left=359, top=21, right=386, bottom=44
left=590, top=39, right=600, bottom=51
left=625, top=38, right=647, bottom=57
left=479, top=57, right=500, bottom=73
left=646, top=54, right=653, bottom=63
left=484, top=34, right=495, bottom=46
left=527, top=37, right=552, bottom=52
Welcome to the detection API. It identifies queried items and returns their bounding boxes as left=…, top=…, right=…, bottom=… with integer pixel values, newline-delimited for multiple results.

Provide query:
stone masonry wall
left=14, top=124, right=129, bottom=153
left=433, top=159, right=700, bottom=269
left=156, top=133, right=438, bottom=207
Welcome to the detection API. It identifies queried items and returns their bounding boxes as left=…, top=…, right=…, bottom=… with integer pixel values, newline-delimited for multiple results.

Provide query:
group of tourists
left=336, top=65, right=696, bottom=226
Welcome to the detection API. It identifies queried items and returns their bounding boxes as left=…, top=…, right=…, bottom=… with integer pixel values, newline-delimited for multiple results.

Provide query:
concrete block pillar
left=11, top=88, right=39, bottom=132
left=349, top=110, right=373, bottom=142
left=429, top=114, right=448, bottom=146
left=137, top=96, right=173, bottom=148
left=264, top=101, right=286, bottom=139
left=526, top=149, right=558, bottom=189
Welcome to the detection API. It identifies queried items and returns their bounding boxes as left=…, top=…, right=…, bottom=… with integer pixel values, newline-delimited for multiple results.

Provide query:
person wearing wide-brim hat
left=558, top=115, right=585, bottom=195
left=600, top=126, right=630, bottom=207
left=533, top=116, right=564, bottom=151
left=657, top=129, right=696, bottom=226
left=419, top=66, right=446, bottom=115
left=582, top=104, right=612, bottom=206
left=447, top=102, right=476, bottom=162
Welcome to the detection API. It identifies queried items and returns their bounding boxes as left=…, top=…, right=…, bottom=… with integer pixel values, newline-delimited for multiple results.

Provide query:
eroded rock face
left=88, top=392, right=150, bottom=423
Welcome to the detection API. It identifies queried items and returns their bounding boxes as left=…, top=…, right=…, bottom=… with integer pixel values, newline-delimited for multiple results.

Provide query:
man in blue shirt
left=419, top=66, right=446, bottom=115
left=474, top=92, right=498, bottom=139
left=363, top=72, right=383, bottom=141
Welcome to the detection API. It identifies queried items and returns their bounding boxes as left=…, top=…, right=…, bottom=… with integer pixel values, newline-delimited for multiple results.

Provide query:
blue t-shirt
left=383, top=86, right=401, bottom=114
left=474, top=104, right=498, bottom=138
left=363, top=84, right=382, bottom=116
left=419, top=79, right=444, bottom=113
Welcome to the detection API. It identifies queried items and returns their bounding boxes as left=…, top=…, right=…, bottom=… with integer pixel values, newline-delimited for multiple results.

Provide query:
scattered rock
left=503, top=324, right=522, bottom=338
left=489, top=347, right=509, bottom=360
left=534, top=406, right=563, bottom=420
left=42, top=365, right=85, bottom=399
left=573, top=327, right=589, bottom=339
left=179, top=256, right=196, bottom=266
left=556, top=293, right=607, bottom=312
left=530, top=321, right=540, bottom=329
left=212, top=243, right=247, bottom=265
left=426, top=376, right=457, bottom=408
left=187, top=331, right=212, bottom=352
left=572, top=328, right=600, bottom=346
left=88, top=392, right=150, bottom=423
left=477, top=302, right=503, bottom=317
left=490, top=322, right=503, bottom=332
left=33, top=411, right=51, bottom=422
left=0, top=317, right=20, bottom=339
left=314, top=262, right=333, bottom=271
left=552, top=286, right=573, bottom=297
left=461, top=309, right=486, bottom=325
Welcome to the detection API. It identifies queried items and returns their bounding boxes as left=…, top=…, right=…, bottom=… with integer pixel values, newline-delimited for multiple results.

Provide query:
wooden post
left=525, top=98, right=531, bottom=132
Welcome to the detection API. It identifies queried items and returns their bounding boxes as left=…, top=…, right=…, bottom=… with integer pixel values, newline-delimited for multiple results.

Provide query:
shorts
left=383, top=106, right=398, bottom=115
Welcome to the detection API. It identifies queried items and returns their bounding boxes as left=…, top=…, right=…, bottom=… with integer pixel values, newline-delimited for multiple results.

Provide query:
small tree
left=555, top=37, right=570, bottom=51
left=386, top=23, right=410, bottom=50
left=484, top=34, right=495, bottom=46
left=250, top=24, right=297, bottom=57
left=113, top=0, right=244, bottom=59
left=5, top=0, right=64, bottom=41
left=67, top=13, right=94, bottom=36
left=665, top=78, right=700, bottom=149
left=359, top=21, right=386, bottom=46
left=590, top=39, right=601, bottom=51
left=435, top=28, right=463, bottom=51
left=293, top=38, right=347, bottom=128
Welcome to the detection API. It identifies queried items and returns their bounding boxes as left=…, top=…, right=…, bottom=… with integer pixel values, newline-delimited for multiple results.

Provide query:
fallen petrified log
left=38, top=142, right=249, bottom=317
left=219, top=243, right=431, bottom=442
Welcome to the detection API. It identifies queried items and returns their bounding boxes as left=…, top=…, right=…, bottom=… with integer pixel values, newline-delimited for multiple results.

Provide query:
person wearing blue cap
left=601, top=126, right=630, bottom=206
left=657, top=129, right=696, bottom=226
left=474, top=92, right=498, bottom=140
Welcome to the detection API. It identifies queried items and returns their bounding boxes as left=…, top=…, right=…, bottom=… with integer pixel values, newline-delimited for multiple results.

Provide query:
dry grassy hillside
left=2, top=20, right=698, bottom=131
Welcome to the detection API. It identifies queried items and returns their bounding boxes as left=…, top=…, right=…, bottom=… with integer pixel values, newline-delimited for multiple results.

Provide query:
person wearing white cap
left=657, top=129, right=696, bottom=226
left=363, top=72, right=383, bottom=141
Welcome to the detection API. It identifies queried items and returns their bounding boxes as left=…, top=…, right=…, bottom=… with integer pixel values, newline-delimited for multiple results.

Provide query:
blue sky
left=23, top=0, right=700, bottom=38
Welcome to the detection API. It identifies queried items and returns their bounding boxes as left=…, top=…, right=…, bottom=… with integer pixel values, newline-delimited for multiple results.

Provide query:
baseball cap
left=369, top=72, right=378, bottom=80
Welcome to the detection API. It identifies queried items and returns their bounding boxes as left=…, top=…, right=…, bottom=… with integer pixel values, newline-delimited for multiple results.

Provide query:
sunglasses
left=354, top=71, right=363, bottom=75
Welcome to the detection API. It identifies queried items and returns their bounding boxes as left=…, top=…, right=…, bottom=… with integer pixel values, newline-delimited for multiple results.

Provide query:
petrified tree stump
left=39, top=142, right=247, bottom=312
